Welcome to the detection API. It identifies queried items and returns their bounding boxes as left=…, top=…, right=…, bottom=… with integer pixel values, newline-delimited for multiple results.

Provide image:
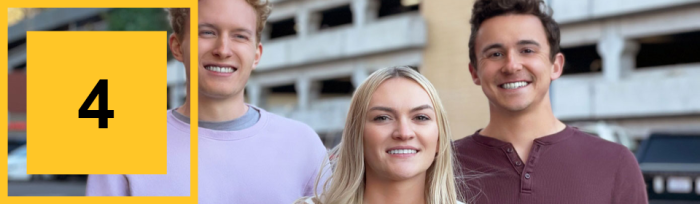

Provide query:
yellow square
left=26, top=31, right=167, bottom=174
left=2, top=1, right=199, bottom=203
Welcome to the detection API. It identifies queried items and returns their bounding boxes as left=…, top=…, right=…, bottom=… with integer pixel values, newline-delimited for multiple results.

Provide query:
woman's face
left=363, top=77, right=439, bottom=182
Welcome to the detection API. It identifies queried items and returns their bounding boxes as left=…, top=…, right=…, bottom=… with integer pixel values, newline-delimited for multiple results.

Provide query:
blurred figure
left=298, top=66, right=464, bottom=204
left=87, top=0, right=328, bottom=202
left=454, top=0, right=647, bottom=203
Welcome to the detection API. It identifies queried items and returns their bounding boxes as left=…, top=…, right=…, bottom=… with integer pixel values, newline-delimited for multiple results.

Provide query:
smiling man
left=86, top=0, right=329, bottom=203
left=453, top=0, right=647, bottom=203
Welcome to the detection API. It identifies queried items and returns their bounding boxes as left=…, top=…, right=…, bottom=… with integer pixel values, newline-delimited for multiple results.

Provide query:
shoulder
left=256, top=108, right=326, bottom=155
left=454, top=135, right=475, bottom=145
left=569, top=128, right=629, bottom=153
left=453, top=134, right=478, bottom=151
left=259, top=108, right=318, bottom=136
left=166, top=109, right=190, bottom=133
left=564, top=128, right=638, bottom=167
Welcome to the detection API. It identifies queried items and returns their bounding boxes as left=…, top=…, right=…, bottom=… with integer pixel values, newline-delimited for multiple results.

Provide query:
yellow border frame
left=2, top=1, right=199, bottom=203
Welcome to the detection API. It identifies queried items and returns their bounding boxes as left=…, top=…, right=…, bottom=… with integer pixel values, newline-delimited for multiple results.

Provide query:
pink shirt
left=87, top=108, right=330, bottom=203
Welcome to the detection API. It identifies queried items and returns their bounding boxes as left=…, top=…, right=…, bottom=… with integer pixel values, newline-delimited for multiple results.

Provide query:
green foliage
left=105, top=8, right=174, bottom=60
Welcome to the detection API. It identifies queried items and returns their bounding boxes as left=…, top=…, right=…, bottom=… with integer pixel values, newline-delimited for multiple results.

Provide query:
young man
left=454, top=0, right=647, bottom=203
left=86, top=0, right=329, bottom=203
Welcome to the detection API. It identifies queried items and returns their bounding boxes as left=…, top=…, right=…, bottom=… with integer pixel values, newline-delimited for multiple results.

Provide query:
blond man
left=87, top=1, right=329, bottom=202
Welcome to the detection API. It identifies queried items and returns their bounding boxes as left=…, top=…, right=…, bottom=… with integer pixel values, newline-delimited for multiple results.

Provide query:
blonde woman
left=297, top=66, right=465, bottom=204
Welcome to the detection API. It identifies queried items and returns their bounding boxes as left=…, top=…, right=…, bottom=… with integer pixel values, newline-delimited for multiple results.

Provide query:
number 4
left=79, top=80, right=114, bottom=128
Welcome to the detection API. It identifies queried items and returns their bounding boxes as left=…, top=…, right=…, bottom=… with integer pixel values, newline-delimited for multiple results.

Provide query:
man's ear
left=169, top=33, right=184, bottom=62
left=550, top=52, right=565, bottom=81
left=469, top=63, right=481, bottom=85
left=252, top=42, right=263, bottom=70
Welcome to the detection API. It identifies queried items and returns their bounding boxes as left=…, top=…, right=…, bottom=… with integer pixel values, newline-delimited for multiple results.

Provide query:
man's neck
left=175, top=92, right=249, bottom=122
left=480, top=97, right=566, bottom=163
left=363, top=172, right=426, bottom=204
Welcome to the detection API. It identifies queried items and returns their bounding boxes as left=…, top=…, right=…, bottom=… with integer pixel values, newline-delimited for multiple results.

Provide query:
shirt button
left=507, top=148, right=513, bottom=153
left=515, top=161, right=522, bottom=166
left=525, top=173, right=531, bottom=179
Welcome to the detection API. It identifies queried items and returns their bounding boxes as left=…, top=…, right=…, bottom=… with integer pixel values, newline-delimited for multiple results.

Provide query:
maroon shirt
left=454, top=126, right=648, bottom=204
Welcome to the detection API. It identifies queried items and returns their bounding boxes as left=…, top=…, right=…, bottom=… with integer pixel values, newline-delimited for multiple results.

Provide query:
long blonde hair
left=306, top=66, right=463, bottom=204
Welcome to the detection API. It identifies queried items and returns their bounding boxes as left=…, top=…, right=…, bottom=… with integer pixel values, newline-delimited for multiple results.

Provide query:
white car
left=8, top=145, right=52, bottom=181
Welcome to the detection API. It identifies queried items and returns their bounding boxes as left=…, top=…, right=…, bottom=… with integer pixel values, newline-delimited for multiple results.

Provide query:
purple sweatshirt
left=87, top=108, right=330, bottom=204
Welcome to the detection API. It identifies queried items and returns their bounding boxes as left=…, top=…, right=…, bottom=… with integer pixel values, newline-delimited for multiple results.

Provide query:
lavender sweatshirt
left=87, top=108, right=330, bottom=204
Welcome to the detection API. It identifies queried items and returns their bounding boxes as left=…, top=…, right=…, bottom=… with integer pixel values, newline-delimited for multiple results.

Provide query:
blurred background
left=7, top=7, right=177, bottom=196
left=8, top=0, right=700, bottom=202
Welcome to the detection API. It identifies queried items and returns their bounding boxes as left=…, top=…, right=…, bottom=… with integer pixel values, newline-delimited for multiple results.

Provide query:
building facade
left=550, top=0, right=700, bottom=141
left=250, top=0, right=426, bottom=147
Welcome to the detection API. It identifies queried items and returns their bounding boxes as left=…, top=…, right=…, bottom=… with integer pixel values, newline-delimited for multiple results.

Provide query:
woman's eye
left=373, top=115, right=390, bottom=121
left=414, top=115, right=430, bottom=121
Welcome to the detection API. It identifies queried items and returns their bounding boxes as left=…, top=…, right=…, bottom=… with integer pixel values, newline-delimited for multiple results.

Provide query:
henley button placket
left=504, top=146, right=524, bottom=174
left=522, top=143, right=546, bottom=194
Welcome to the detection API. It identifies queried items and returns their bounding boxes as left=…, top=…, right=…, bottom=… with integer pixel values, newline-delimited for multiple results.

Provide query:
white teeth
left=205, top=66, right=235, bottom=73
left=501, top=81, right=528, bottom=89
left=388, top=149, right=418, bottom=154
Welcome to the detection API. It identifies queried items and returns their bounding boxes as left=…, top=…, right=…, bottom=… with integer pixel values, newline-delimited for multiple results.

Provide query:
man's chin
left=199, top=87, right=242, bottom=100
left=505, top=106, right=529, bottom=112
left=496, top=100, right=531, bottom=112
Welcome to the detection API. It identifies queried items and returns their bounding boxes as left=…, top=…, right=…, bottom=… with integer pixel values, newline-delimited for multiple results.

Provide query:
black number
left=79, top=80, right=114, bottom=128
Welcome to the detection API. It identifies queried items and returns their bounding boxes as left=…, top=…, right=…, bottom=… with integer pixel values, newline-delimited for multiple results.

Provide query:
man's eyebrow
left=481, top=43, right=503, bottom=53
left=517, top=40, right=540, bottom=47
left=481, top=40, right=541, bottom=53
left=233, top=28, right=254, bottom=35
left=198, top=24, right=254, bottom=35
left=198, top=23, right=218, bottom=29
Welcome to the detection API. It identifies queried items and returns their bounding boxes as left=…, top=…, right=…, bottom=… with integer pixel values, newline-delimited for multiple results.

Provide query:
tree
left=105, top=8, right=174, bottom=60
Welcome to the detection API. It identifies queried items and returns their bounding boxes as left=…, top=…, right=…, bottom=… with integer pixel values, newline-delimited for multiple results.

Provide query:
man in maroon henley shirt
left=454, top=0, right=648, bottom=203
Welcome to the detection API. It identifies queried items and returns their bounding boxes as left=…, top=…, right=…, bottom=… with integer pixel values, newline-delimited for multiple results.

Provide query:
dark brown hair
left=468, top=0, right=560, bottom=68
